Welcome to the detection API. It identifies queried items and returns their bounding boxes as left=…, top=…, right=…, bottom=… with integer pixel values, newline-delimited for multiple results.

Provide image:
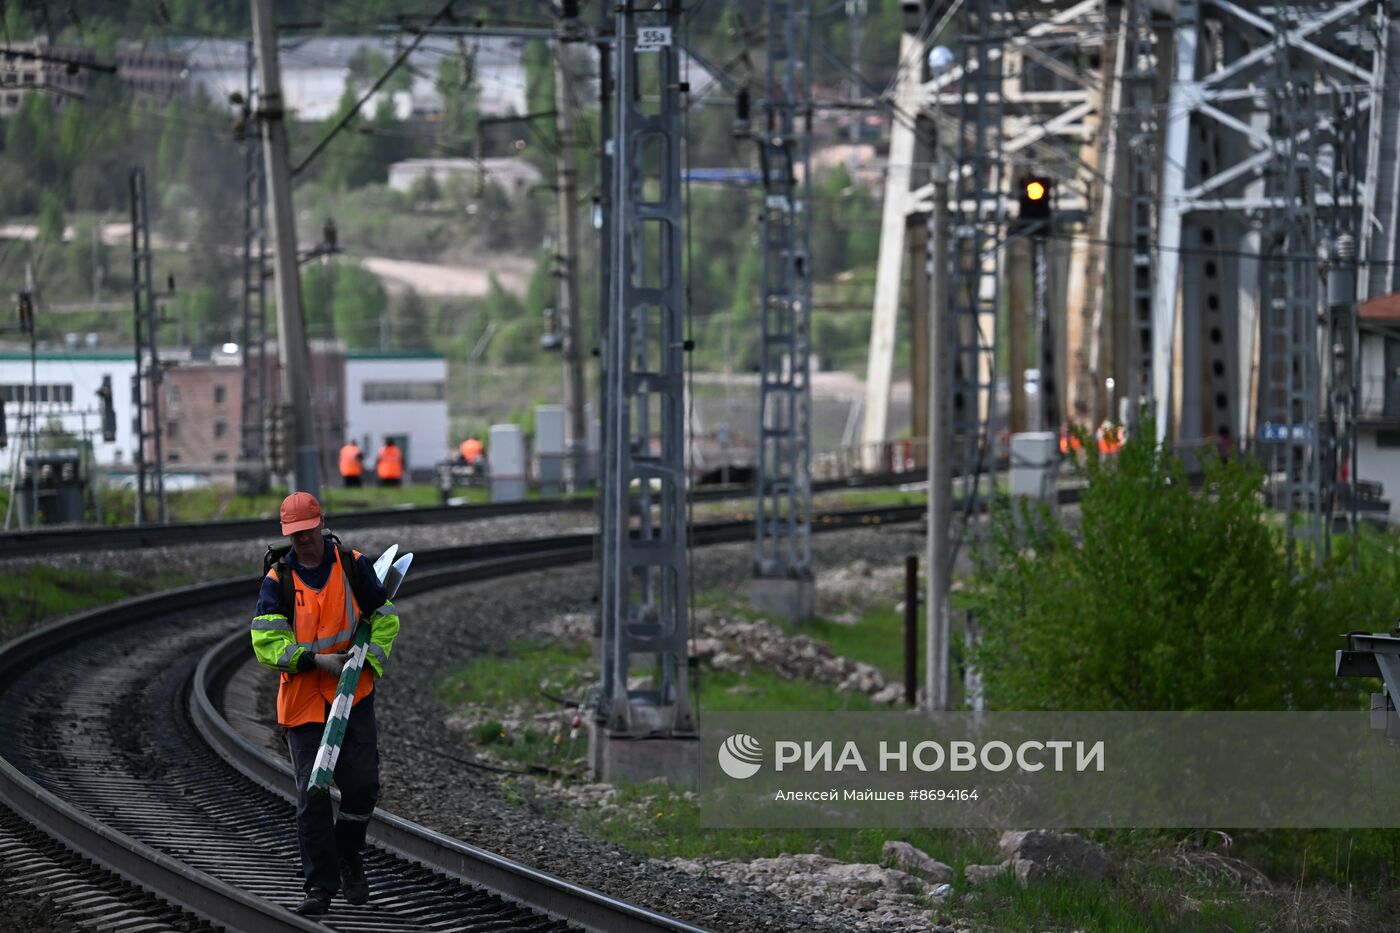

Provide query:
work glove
left=312, top=652, right=350, bottom=674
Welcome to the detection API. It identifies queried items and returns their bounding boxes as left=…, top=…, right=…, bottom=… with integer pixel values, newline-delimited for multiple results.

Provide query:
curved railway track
left=0, top=470, right=924, bottom=558
left=0, top=505, right=925, bottom=932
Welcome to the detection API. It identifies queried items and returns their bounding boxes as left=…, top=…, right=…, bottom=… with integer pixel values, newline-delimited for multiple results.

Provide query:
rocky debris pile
left=883, top=840, right=954, bottom=884
left=963, top=830, right=1117, bottom=887
left=816, top=559, right=906, bottom=614
left=668, top=847, right=968, bottom=933
left=690, top=608, right=905, bottom=703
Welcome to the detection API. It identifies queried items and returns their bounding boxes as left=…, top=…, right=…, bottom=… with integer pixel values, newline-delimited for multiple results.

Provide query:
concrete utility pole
left=860, top=26, right=923, bottom=467
left=927, top=167, right=951, bottom=711
left=251, top=0, right=319, bottom=496
left=553, top=39, right=589, bottom=489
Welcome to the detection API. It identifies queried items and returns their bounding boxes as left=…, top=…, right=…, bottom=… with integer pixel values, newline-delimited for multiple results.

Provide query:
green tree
left=37, top=191, right=65, bottom=245
left=331, top=262, right=388, bottom=349
left=521, top=39, right=555, bottom=168
left=435, top=53, right=480, bottom=143
left=392, top=288, right=431, bottom=350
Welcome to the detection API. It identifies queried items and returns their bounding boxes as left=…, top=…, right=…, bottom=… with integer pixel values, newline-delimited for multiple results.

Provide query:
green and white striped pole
left=307, top=549, right=411, bottom=795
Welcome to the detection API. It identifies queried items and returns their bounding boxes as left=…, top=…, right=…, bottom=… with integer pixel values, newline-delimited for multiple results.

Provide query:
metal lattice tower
left=1260, top=24, right=1321, bottom=557
left=128, top=166, right=167, bottom=525
left=1124, top=0, right=1157, bottom=423
left=1322, top=87, right=1364, bottom=557
left=598, top=1, right=694, bottom=738
left=753, top=0, right=813, bottom=591
left=949, top=0, right=1005, bottom=511
left=237, top=40, right=270, bottom=493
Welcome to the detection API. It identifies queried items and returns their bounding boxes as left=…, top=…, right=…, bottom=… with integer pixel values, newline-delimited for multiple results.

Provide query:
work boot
left=293, top=887, right=333, bottom=916
left=339, top=854, right=369, bottom=905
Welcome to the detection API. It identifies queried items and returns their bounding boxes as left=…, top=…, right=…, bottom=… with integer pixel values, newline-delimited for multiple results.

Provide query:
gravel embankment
left=370, top=524, right=927, bottom=933
left=2, top=509, right=931, bottom=931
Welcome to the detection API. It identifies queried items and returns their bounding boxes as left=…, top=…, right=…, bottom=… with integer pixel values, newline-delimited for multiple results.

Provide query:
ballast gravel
left=3, top=507, right=932, bottom=932
left=372, top=524, right=929, bottom=933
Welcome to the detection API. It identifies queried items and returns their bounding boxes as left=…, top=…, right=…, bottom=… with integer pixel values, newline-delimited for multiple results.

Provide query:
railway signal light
left=1018, top=176, right=1053, bottom=224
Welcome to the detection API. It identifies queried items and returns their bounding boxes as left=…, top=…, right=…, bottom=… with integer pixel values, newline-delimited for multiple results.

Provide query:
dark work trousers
left=284, top=692, right=380, bottom=894
left=343, top=474, right=362, bottom=488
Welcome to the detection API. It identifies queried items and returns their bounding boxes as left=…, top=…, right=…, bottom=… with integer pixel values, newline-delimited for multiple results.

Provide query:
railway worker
left=339, top=439, right=364, bottom=488
left=458, top=434, right=484, bottom=466
left=250, top=492, right=401, bottom=916
left=375, top=438, right=403, bottom=488
left=1097, top=420, right=1124, bottom=456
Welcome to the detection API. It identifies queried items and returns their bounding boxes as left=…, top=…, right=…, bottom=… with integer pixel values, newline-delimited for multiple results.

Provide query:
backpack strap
left=326, top=534, right=376, bottom=621
left=263, top=544, right=297, bottom=624
left=262, top=536, right=376, bottom=628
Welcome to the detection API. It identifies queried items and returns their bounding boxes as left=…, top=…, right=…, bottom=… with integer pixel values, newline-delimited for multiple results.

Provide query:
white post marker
left=307, top=548, right=412, bottom=795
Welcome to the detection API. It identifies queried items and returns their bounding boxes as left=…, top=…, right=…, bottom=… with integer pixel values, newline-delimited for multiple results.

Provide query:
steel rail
left=0, top=504, right=927, bottom=932
left=0, top=469, right=924, bottom=559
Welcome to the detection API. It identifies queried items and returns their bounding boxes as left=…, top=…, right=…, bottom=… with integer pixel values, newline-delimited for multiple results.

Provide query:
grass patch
left=962, top=866, right=1280, bottom=932
left=438, top=637, right=594, bottom=770
left=0, top=565, right=196, bottom=632
left=437, top=601, right=1391, bottom=930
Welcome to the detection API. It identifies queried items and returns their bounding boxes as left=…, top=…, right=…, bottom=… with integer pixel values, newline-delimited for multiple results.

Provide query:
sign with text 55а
left=636, top=26, right=672, bottom=51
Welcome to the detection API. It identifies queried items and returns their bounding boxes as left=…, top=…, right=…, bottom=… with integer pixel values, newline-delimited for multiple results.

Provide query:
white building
left=0, top=348, right=137, bottom=467
left=387, top=157, right=543, bottom=197
left=344, top=351, right=449, bottom=474
left=181, top=36, right=527, bottom=123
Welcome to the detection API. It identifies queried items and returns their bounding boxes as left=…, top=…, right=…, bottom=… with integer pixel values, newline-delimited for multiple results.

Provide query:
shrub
left=967, top=428, right=1386, bottom=712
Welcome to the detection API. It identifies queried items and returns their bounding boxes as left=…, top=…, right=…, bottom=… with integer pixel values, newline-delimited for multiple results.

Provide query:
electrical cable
left=292, top=0, right=457, bottom=178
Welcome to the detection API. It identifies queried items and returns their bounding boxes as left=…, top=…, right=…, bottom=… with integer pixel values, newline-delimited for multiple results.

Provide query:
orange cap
left=280, top=491, right=323, bottom=536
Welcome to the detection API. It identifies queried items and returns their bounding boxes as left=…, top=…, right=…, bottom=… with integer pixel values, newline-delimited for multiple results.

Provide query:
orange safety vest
left=1059, top=426, right=1083, bottom=455
left=271, top=547, right=374, bottom=727
left=339, top=443, right=362, bottom=478
left=1097, top=426, right=1123, bottom=455
left=459, top=438, right=483, bottom=464
left=376, top=445, right=403, bottom=480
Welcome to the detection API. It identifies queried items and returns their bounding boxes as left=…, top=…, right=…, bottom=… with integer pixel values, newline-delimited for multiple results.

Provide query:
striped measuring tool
left=307, top=546, right=412, bottom=796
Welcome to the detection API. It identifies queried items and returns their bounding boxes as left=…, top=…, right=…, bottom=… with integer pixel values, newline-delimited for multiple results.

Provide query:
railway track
left=0, top=470, right=923, bottom=558
left=0, top=504, right=925, bottom=932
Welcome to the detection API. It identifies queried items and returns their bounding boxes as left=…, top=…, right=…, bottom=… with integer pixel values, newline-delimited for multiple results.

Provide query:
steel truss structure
left=1143, top=0, right=1386, bottom=560
left=128, top=166, right=167, bottom=526
left=1151, top=0, right=1386, bottom=441
left=598, top=1, right=694, bottom=738
left=865, top=0, right=1114, bottom=460
left=1259, top=21, right=1322, bottom=553
left=947, top=0, right=1007, bottom=502
left=753, top=0, right=814, bottom=587
left=1123, top=0, right=1158, bottom=424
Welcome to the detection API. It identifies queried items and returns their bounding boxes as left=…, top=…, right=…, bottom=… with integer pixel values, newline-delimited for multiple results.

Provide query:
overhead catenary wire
left=292, top=0, right=458, bottom=178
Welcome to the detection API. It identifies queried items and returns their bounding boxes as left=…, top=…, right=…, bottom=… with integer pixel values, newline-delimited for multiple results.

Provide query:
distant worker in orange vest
left=375, top=438, right=403, bottom=488
left=459, top=435, right=484, bottom=466
left=1059, top=399, right=1091, bottom=460
left=338, top=440, right=364, bottom=487
left=1097, top=420, right=1124, bottom=456
left=1059, top=423, right=1084, bottom=457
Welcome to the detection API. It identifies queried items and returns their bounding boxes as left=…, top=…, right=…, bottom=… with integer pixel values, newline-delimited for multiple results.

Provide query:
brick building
left=159, top=358, right=244, bottom=476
